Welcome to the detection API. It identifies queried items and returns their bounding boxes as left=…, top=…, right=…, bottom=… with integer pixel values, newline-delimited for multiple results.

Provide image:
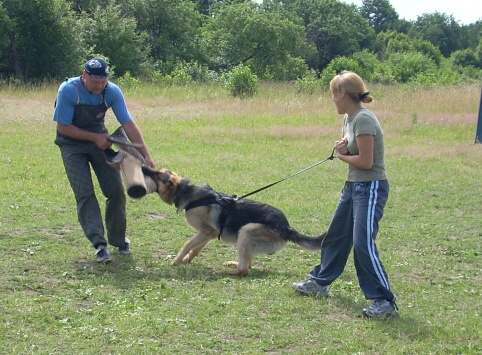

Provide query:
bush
left=351, top=50, right=380, bottom=82
left=319, top=57, right=361, bottom=87
left=295, top=70, right=319, bottom=94
left=386, top=52, right=437, bottom=83
left=449, top=49, right=480, bottom=69
left=225, top=64, right=258, bottom=98
left=116, top=71, right=140, bottom=90
left=407, top=68, right=464, bottom=87
left=371, top=62, right=397, bottom=85
left=260, top=56, right=310, bottom=81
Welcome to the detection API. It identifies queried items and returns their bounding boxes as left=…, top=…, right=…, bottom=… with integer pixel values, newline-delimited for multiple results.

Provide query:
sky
left=253, top=0, right=481, bottom=25
left=342, top=0, right=481, bottom=25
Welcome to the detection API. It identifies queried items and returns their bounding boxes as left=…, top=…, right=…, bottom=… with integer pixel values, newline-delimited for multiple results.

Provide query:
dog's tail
left=286, top=228, right=326, bottom=251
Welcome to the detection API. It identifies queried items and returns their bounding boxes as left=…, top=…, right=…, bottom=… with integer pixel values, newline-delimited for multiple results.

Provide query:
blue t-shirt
left=52, top=76, right=132, bottom=125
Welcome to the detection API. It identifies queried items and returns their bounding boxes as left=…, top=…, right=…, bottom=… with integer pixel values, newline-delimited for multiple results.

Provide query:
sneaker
left=96, top=245, right=112, bottom=263
left=292, top=279, right=330, bottom=298
left=118, top=237, right=131, bottom=255
left=362, top=299, right=398, bottom=318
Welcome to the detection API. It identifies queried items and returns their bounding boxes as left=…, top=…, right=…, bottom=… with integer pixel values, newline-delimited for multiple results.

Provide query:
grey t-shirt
left=342, top=108, right=387, bottom=182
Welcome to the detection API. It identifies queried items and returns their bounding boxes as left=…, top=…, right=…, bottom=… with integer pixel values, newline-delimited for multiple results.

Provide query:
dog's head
left=141, top=166, right=183, bottom=205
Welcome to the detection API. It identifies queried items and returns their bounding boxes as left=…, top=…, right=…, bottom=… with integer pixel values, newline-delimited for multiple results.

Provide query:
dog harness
left=184, top=192, right=236, bottom=238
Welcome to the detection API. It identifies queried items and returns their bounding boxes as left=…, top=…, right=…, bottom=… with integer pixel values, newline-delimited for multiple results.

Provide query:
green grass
left=0, top=82, right=481, bottom=354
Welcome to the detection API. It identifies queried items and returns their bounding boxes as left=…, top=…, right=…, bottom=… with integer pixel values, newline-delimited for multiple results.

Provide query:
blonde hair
left=330, top=70, right=373, bottom=103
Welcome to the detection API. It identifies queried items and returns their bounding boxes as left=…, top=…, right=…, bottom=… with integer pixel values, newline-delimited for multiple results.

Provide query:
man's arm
left=121, top=120, right=155, bottom=168
left=57, top=123, right=112, bottom=150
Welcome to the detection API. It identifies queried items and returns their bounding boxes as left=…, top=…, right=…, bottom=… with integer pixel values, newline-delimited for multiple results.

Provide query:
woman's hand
left=334, top=138, right=349, bottom=155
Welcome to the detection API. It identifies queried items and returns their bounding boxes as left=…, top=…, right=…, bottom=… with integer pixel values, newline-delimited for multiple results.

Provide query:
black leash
left=235, top=149, right=336, bottom=201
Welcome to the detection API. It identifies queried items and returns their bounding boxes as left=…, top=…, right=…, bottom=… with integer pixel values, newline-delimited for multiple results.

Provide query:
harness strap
left=73, top=80, right=81, bottom=105
left=185, top=196, right=220, bottom=211
left=185, top=193, right=236, bottom=239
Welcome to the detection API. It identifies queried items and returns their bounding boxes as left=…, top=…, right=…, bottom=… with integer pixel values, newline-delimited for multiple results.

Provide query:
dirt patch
left=388, top=142, right=480, bottom=159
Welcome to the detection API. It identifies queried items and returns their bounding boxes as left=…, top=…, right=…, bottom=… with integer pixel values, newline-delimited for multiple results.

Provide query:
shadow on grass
left=328, top=293, right=435, bottom=343
left=72, top=254, right=302, bottom=289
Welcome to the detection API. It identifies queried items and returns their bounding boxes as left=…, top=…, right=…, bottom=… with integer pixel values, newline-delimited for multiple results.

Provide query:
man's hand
left=93, top=133, right=113, bottom=150
left=144, top=156, right=155, bottom=168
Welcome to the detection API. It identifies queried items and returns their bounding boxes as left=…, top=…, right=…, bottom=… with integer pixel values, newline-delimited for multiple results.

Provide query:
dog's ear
left=142, top=165, right=159, bottom=176
left=142, top=166, right=170, bottom=184
left=160, top=171, right=172, bottom=184
left=141, top=165, right=156, bottom=176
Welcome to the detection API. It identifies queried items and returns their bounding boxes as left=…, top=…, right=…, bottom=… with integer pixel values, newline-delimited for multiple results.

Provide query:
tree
left=289, top=0, right=375, bottom=72
left=79, top=2, right=150, bottom=78
left=374, top=30, right=442, bottom=65
left=360, top=0, right=398, bottom=34
left=200, top=1, right=309, bottom=80
left=393, top=18, right=412, bottom=34
left=123, top=0, right=202, bottom=69
left=0, top=0, right=85, bottom=81
left=0, top=3, right=13, bottom=63
left=466, top=20, right=482, bottom=49
left=69, top=0, right=112, bottom=13
left=410, top=12, right=467, bottom=57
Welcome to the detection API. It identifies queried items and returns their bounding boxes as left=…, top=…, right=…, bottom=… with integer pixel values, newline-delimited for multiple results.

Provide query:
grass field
left=0, top=82, right=481, bottom=354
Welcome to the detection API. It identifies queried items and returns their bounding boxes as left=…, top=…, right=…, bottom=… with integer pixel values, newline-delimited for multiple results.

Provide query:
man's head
left=82, top=58, right=109, bottom=94
left=84, top=58, right=109, bottom=78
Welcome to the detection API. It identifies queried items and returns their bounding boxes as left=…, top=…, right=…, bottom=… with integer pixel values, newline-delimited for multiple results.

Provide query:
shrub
left=407, top=68, right=464, bottom=88
left=351, top=50, right=380, bottom=82
left=371, top=62, right=397, bottom=85
left=225, top=64, right=258, bottom=98
left=260, top=56, right=310, bottom=81
left=449, top=49, right=480, bottom=69
left=319, top=57, right=361, bottom=87
left=386, top=52, right=437, bottom=83
left=116, top=71, right=140, bottom=90
left=295, top=71, right=319, bottom=94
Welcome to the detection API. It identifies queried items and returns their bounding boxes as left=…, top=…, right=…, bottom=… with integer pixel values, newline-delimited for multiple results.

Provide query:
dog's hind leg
left=225, top=224, right=286, bottom=276
left=224, top=231, right=253, bottom=276
left=225, top=224, right=283, bottom=276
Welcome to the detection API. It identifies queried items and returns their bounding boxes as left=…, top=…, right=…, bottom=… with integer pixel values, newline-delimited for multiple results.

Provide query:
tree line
left=0, top=0, right=481, bottom=86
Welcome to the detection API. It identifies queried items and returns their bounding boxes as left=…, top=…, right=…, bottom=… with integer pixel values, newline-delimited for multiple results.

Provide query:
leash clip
left=328, top=148, right=336, bottom=160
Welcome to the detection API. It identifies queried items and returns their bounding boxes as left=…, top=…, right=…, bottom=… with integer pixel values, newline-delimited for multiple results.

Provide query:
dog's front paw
left=170, top=257, right=183, bottom=266
left=170, top=255, right=190, bottom=265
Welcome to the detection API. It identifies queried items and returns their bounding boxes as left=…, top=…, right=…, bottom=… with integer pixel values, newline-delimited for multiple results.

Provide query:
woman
left=292, top=71, right=398, bottom=318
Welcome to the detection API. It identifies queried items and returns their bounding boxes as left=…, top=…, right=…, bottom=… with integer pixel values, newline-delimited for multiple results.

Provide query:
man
left=53, top=57, right=155, bottom=263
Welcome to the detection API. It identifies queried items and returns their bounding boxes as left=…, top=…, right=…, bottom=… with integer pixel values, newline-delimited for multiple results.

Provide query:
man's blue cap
left=84, top=58, right=109, bottom=78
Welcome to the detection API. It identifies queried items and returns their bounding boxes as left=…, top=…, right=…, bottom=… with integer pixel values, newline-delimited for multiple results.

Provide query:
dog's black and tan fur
left=142, top=166, right=326, bottom=276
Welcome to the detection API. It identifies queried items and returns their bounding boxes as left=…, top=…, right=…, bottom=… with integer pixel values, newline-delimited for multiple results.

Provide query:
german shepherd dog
left=142, top=166, right=326, bottom=276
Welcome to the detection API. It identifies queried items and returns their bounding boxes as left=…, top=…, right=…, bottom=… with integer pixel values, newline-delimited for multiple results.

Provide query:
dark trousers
left=60, top=143, right=126, bottom=249
left=309, top=180, right=395, bottom=302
